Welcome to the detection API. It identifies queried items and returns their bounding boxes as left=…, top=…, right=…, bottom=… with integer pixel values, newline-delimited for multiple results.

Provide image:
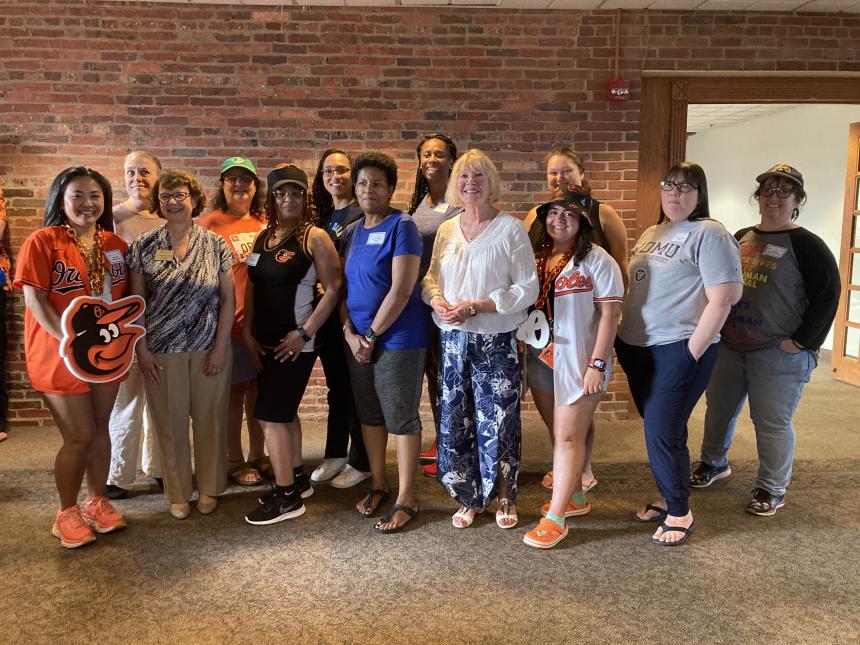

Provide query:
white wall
left=686, top=104, right=860, bottom=351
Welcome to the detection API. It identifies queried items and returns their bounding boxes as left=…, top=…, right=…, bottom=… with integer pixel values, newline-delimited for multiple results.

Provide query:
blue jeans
left=701, top=343, right=816, bottom=496
left=616, top=338, right=719, bottom=517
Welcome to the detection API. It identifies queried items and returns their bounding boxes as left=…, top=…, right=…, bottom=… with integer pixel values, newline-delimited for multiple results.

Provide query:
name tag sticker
left=105, top=250, right=124, bottom=265
left=433, top=201, right=450, bottom=214
left=671, top=232, right=690, bottom=243
left=154, top=249, right=174, bottom=262
left=367, top=232, right=386, bottom=246
left=246, top=253, right=260, bottom=267
left=763, top=244, right=787, bottom=258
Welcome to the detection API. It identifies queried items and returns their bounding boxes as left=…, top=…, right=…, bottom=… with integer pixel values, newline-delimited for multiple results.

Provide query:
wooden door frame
left=636, top=75, right=860, bottom=238
left=832, top=122, right=860, bottom=385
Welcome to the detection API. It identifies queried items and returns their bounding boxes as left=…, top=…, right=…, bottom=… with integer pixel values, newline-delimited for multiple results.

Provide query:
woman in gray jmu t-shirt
left=615, top=162, right=742, bottom=547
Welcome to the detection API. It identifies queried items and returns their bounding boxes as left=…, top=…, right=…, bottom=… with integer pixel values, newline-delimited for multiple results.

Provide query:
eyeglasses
left=272, top=188, right=305, bottom=201
left=759, top=186, right=794, bottom=198
left=224, top=175, right=254, bottom=186
left=322, top=166, right=350, bottom=177
left=660, top=180, right=698, bottom=193
left=158, top=192, right=190, bottom=203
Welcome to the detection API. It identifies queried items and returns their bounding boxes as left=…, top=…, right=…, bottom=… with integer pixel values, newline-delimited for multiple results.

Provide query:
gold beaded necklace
left=64, top=224, right=107, bottom=295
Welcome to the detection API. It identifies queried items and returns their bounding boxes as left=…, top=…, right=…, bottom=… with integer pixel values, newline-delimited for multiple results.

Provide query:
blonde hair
left=124, top=150, right=162, bottom=172
left=445, top=149, right=501, bottom=207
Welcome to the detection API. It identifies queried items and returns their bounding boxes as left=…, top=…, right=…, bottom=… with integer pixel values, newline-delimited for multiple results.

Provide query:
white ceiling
left=687, top=103, right=799, bottom=133
left=99, top=0, right=860, bottom=13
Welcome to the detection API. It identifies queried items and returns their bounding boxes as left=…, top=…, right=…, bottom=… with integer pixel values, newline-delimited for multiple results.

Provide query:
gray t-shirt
left=619, top=218, right=741, bottom=347
left=411, top=194, right=460, bottom=281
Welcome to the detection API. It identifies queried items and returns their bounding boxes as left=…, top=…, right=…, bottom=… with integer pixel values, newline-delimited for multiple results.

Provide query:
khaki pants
left=144, top=349, right=231, bottom=504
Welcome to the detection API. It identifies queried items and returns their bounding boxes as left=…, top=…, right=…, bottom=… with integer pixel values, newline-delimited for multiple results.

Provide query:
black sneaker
left=745, top=487, right=785, bottom=516
left=245, top=490, right=306, bottom=525
left=690, top=461, right=732, bottom=488
left=258, top=478, right=314, bottom=505
left=104, top=484, right=128, bottom=500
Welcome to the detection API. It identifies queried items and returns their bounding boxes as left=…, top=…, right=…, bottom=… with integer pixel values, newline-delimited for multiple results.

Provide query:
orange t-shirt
left=196, top=210, right=265, bottom=340
left=0, top=189, right=12, bottom=291
left=14, top=227, right=130, bottom=395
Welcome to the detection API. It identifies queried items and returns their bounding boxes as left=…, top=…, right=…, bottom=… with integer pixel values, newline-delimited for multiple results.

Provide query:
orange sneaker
left=523, top=517, right=568, bottom=549
left=540, top=500, right=591, bottom=518
left=52, top=505, right=96, bottom=549
left=83, top=496, right=127, bottom=533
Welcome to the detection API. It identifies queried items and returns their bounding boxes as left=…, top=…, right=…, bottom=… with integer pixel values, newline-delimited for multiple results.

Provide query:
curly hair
left=152, top=169, right=207, bottom=219
left=210, top=172, right=265, bottom=218
left=312, top=148, right=353, bottom=227
left=352, top=151, right=398, bottom=189
left=264, top=183, right=317, bottom=248
left=408, top=134, right=458, bottom=215
left=44, top=166, right=114, bottom=231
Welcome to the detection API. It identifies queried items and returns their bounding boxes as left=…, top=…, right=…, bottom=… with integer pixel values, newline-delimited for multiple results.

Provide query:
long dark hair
left=539, top=206, right=594, bottom=265
left=264, top=183, right=317, bottom=249
left=408, top=134, right=458, bottom=214
left=211, top=173, right=265, bottom=218
left=44, top=166, right=114, bottom=231
left=658, top=162, right=710, bottom=224
left=312, top=148, right=353, bottom=226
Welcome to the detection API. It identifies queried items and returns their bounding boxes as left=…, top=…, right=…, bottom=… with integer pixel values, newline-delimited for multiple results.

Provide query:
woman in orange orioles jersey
left=15, top=167, right=131, bottom=549
left=520, top=185, right=624, bottom=550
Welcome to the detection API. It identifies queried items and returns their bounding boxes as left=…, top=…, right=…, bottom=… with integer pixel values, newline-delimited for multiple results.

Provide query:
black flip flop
left=651, top=522, right=695, bottom=547
left=632, top=504, right=668, bottom=523
left=374, top=504, right=418, bottom=534
left=356, top=488, right=390, bottom=517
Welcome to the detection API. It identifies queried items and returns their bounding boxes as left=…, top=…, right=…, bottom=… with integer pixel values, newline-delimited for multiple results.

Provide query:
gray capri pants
left=345, top=345, right=425, bottom=435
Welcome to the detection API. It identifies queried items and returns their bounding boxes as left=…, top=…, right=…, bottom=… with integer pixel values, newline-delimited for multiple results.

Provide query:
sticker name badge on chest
left=671, top=232, right=690, bottom=243
left=433, top=201, right=450, bottom=214
left=154, top=249, right=174, bottom=262
left=367, top=232, right=386, bottom=246
left=105, top=250, right=124, bottom=265
left=59, top=295, right=147, bottom=383
left=763, top=244, right=787, bottom=259
left=246, top=253, right=260, bottom=267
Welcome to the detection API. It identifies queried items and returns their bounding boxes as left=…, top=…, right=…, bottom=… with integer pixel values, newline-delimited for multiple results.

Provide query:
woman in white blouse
left=422, top=149, right=539, bottom=529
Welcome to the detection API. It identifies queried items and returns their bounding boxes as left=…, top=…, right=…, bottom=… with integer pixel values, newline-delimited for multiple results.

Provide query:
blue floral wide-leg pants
left=436, top=329, right=521, bottom=509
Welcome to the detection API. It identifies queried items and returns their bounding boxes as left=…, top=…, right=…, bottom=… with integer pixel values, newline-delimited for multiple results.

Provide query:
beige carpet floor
left=1, top=353, right=858, bottom=644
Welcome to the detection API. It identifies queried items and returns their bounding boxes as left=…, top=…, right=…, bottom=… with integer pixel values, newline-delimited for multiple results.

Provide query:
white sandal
left=495, top=498, right=518, bottom=529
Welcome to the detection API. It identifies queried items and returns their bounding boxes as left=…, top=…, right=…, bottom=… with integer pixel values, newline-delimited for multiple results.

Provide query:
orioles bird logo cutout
left=59, top=295, right=146, bottom=383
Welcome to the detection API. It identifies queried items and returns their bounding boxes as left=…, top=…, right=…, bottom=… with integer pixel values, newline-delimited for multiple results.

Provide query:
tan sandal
left=227, top=461, right=263, bottom=487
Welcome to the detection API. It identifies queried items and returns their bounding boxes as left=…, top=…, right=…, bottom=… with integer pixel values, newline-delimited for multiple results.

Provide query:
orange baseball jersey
left=14, top=226, right=130, bottom=395
left=196, top=209, right=265, bottom=340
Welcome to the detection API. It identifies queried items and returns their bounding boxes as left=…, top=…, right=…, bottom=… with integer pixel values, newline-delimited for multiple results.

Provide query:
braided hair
left=407, top=133, right=458, bottom=214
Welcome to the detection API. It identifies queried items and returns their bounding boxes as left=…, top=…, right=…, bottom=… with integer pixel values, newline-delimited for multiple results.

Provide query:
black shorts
left=253, top=350, right=316, bottom=423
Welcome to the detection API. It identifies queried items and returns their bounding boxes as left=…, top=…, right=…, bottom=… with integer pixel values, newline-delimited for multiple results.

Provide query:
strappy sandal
left=452, top=507, right=482, bottom=528
left=632, top=503, right=668, bottom=524
left=495, top=498, right=518, bottom=529
left=374, top=504, right=419, bottom=534
left=355, top=488, right=389, bottom=517
left=227, top=460, right=264, bottom=487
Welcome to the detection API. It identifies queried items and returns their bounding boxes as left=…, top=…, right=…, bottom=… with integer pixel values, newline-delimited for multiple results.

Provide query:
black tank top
left=247, top=230, right=316, bottom=347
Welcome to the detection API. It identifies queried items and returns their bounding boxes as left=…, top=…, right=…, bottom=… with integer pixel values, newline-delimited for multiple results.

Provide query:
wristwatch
left=297, top=326, right=311, bottom=343
left=588, top=358, right=607, bottom=372
left=467, top=302, right=477, bottom=317
left=365, top=328, right=379, bottom=342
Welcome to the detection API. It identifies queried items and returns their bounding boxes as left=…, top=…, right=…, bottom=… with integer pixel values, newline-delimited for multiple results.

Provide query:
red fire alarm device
left=608, top=79, right=630, bottom=102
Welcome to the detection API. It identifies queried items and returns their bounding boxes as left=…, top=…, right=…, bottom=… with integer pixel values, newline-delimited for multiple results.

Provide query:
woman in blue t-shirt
left=340, top=152, right=428, bottom=534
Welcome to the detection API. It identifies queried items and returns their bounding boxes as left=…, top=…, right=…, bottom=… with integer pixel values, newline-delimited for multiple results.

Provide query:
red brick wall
left=2, top=2, right=858, bottom=426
